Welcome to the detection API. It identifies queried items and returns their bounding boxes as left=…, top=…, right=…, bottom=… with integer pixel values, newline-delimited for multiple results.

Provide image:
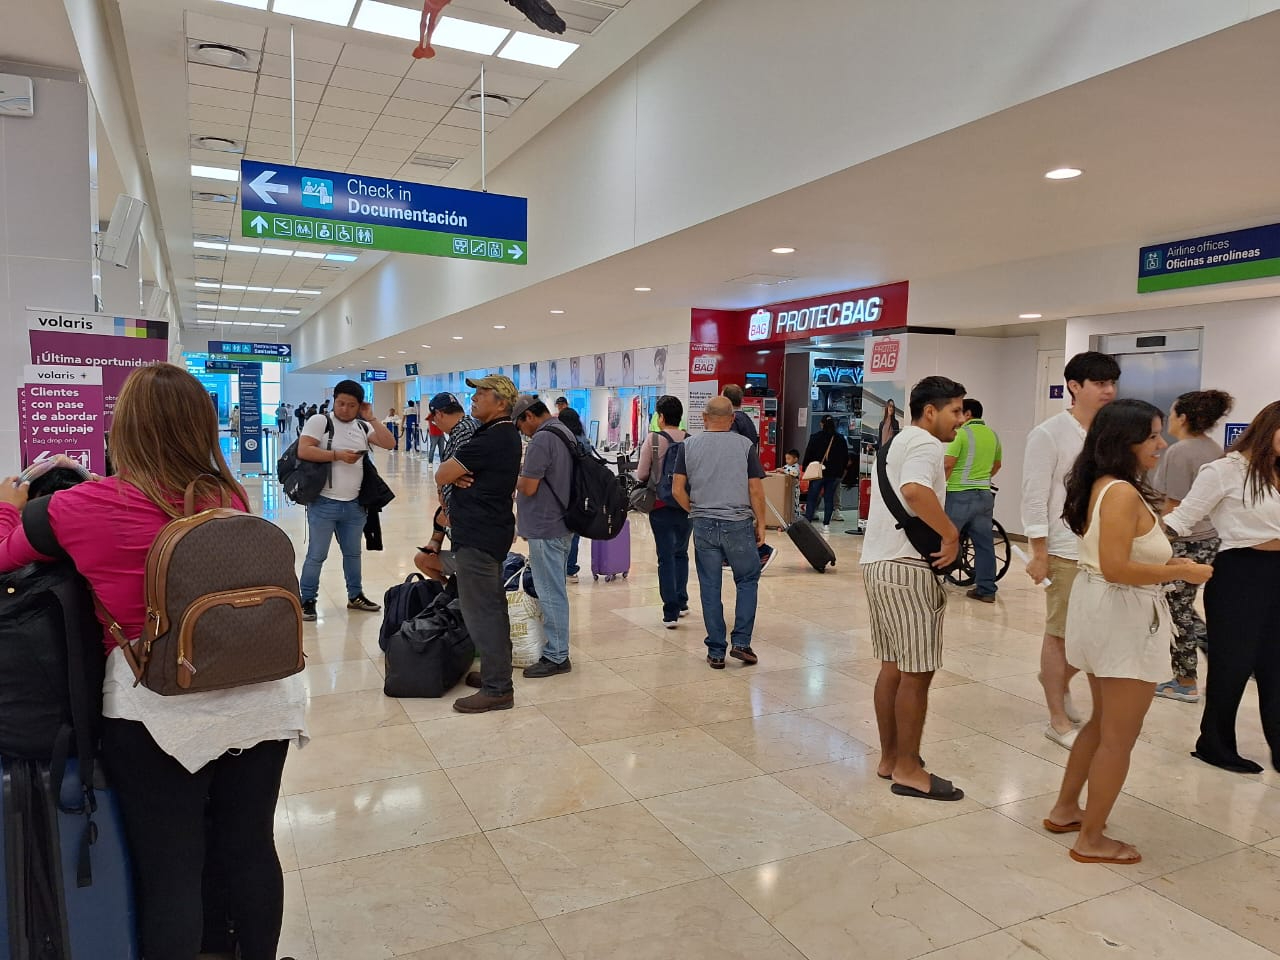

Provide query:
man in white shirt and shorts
left=862, top=376, right=965, bottom=801
left=1021, top=351, right=1120, bottom=749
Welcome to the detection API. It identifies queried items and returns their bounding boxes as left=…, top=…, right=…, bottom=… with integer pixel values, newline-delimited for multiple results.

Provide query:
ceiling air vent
left=554, top=0, right=624, bottom=35
left=410, top=153, right=459, bottom=170
left=193, top=191, right=237, bottom=204
left=194, top=254, right=225, bottom=263
left=187, top=40, right=259, bottom=71
left=727, top=274, right=797, bottom=286
left=191, top=135, right=244, bottom=154
left=460, top=92, right=519, bottom=118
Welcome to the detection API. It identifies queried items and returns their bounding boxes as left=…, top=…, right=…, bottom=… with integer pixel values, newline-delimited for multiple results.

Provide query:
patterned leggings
left=1168, top=537, right=1220, bottom=679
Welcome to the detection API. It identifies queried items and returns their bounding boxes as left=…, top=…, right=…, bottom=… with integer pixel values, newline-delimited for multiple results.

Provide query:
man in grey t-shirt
left=514, top=396, right=577, bottom=679
left=672, top=396, right=768, bottom=669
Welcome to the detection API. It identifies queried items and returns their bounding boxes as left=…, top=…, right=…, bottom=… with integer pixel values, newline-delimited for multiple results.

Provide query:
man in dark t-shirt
left=723, top=384, right=776, bottom=572
left=435, top=374, right=522, bottom=713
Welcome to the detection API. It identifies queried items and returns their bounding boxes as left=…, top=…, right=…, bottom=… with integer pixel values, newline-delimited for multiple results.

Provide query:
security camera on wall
left=99, top=194, right=147, bottom=268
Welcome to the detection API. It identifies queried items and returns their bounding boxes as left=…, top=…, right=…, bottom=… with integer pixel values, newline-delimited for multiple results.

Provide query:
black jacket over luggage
left=765, top=500, right=836, bottom=572
left=383, top=581, right=475, bottom=698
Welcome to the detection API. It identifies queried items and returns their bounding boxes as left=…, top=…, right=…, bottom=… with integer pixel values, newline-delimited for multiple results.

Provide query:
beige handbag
left=803, top=438, right=834, bottom=480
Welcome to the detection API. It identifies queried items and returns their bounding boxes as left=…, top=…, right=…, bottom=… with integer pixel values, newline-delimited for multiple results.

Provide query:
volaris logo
left=747, top=310, right=773, bottom=341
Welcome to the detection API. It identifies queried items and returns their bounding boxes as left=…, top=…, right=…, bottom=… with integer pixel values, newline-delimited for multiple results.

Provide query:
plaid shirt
left=440, top=415, right=479, bottom=514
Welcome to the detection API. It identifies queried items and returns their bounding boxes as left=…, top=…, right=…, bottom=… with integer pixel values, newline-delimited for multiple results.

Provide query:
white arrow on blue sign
left=249, top=169, right=289, bottom=206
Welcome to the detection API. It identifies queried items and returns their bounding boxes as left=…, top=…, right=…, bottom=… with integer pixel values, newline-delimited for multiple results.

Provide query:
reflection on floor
left=249, top=451, right=1280, bottom=960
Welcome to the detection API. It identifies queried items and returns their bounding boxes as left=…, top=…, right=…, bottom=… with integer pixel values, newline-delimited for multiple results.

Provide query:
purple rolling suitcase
left=591, top=519, right=631, bottom=582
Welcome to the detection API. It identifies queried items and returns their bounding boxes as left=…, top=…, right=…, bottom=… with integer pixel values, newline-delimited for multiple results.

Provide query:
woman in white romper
left=1044, top=400, right=1213, bottom=866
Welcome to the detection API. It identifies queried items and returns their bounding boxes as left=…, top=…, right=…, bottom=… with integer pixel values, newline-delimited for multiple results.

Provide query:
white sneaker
left=567, top=574, right=579, bottom=584
left=822, top=524, right=831, bottom=537
left=1044, top=724, right=1078, bottom=750
left=831, top=512, right=845, bottom=522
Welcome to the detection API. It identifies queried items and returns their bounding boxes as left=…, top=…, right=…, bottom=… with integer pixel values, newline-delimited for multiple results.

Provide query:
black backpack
left=378, top=574, right=442, bottom=652
left=546, top=430, right=628, bottom=541
left=278, top=416, right=334, bottom=505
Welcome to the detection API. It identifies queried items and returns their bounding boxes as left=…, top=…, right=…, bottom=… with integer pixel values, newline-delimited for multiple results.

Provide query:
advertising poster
left=605, top=351, right=624, bottom=385
left=634, top=345, right=668, bottom=386
left=607, top=395, right=621, bottom=445
left=687, top=381, right=719, bottom=432
left=18, top=366, right=106, bottom=473
left=665, top=341, right=690, bottom=411
left=238, top=365, right=263, bottom=468
left=569, top=356, right=584, bottom=388
left=528, top=361, right=540, bottom=392
left=27, top=310, right=169, bottom=427
left=865, top=334, right=907, bottom=382
left=592, top=354, right=606, bottom=387
left=551, top=358, right=569, bottom=391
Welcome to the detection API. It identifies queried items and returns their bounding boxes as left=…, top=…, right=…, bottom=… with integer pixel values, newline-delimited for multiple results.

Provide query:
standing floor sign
left=237, top=364, right=263, bottom=469
left=18, top=366, right=106, bottom=474
left=22, top=309, right=170, bottom=470
left=240, top=160, right=527, bottom=265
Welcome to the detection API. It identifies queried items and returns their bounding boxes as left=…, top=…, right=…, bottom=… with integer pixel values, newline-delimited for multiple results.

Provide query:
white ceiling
left=303, top=9, right=1280, bottom=374
left=111, top=0, right=701, bottom=337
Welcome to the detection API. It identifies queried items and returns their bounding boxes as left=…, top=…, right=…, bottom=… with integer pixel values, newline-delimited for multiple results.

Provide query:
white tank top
left=1078, top=479, right=1172, bottom=574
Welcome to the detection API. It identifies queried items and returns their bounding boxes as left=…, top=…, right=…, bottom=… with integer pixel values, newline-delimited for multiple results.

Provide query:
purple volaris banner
left=19, top=366, right=106, bottom=473
left=26, top=309, right=169, bottom=428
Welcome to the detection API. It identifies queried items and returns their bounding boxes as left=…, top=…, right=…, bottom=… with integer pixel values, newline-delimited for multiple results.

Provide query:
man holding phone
left=296, top=379, right=395, bottom=621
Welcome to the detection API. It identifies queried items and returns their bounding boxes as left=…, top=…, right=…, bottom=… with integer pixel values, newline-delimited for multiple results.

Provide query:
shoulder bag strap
left=647, top=432, right=662, bottom=492
left=822, top=437, right=834, bottom=464
left=875, top=434, right=916, bottom=529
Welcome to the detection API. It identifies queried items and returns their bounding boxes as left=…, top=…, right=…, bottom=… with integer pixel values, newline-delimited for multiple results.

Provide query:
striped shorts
left=862, top=560, right=947, bottom=673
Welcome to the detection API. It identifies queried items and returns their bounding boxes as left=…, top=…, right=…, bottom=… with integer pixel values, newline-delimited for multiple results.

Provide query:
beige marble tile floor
left=236, top=458, right=1280, bottom=960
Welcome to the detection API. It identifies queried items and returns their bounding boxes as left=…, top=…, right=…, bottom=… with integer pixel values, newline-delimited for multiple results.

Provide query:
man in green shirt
left=943, top=398, right=1002, bottom=602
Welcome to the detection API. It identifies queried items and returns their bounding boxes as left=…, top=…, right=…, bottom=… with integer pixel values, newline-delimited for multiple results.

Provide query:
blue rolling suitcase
left=1, top=757, right=138, bottom=959
left=591, top=519, right=631, bottom=582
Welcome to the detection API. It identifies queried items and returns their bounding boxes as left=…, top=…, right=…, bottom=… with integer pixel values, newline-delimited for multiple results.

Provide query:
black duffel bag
left=383, top=584, right=475, bottom=698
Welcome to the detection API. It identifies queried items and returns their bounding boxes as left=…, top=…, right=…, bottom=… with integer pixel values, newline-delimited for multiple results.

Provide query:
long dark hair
left=1062, top=398, right=1163, bottom=536
left=1230, top=400, right=1280, bottom=504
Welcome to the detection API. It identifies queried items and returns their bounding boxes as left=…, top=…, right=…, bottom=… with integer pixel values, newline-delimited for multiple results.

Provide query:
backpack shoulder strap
left=21, top=495, right=65, bottom=559
left=646, top=432, right=662, bottom=492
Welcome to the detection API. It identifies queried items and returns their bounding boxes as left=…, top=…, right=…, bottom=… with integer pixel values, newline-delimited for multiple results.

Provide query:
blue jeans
left=805, top=476, right=840, bottom=524
left=566, top=535, right=581, bottom=577
left=692, top=517, right=760, bottom=657
left=404, top=416, right=420, bottom=451
left=300, top=496, right=366, bottom=602
left=388, top=423, right=400, bottom=450
left=527, top=534, right=573, bottom=664
left=649, top=506, right=691, bottom=621
left=945, top=488, right=997, bottom=596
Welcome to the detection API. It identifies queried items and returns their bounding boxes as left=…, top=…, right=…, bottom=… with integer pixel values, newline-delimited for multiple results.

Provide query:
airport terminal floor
left=259, top=449, right=1280, bottom=960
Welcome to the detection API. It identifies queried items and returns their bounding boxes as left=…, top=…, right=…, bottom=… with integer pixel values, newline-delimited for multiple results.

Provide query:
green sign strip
left=1137, top=256, right=1280, bottom=293
left=211, top=352, right=288, bottom=364
left=240, top=212, right=527, bottom=265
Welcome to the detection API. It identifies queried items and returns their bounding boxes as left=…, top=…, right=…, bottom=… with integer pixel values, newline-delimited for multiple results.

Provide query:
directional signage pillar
left=237, top=363, right=263, bottom=469
left=240, top=160, right=527, bottom=265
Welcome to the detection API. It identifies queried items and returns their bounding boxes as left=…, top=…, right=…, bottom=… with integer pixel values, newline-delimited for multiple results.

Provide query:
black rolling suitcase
left=766, top=501, right=836, bottom=572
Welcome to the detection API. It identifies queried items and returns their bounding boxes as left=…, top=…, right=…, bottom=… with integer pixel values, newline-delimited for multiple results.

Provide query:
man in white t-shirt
left=297, top=379, right=395, bottom=621
left=1020, top=351, right=1119, bottom=749
left=861, top=376, right=965, bottom=802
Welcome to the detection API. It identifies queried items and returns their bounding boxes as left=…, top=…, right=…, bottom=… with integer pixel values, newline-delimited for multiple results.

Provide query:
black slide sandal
left=877, top=757, right=925, bottom=781
left=890, top=773, right=964, bottom=801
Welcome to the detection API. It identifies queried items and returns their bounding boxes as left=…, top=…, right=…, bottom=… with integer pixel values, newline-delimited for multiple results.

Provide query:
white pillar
left=0, top=67, right=94, bottom=467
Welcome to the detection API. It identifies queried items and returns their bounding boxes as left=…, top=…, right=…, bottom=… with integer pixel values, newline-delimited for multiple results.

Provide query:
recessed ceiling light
left=634, top=287, right=652, bottom=292
left=293, top=251, right=326, bottom=259
left=498, top=31, right=578, bottom=68
left=771, top=247, right=796, bottom=254
left=191, top=164, right=238, bottom=182
left=193, top=240, right=228, bottom=251
left=226, top=244, right=261, bottom=254
left=326, top=254, right=358, bottom=262
left=1019, top=313, right=1043, bottom=319
left=493, top=324, right=506, bottom=330
left=549, top=309, right=565, bottom=315
left=1044, top=167, right=1083, bottom=180
left=421, top=344, right=432, bottom=348
left=452, top=335, right=464, bottom=340
left=377, top=356, right=386, bottom=359
left=260, top=247, right=293, bottom=257
left=271, top=0, right=357, bottom=27
left=212, top=0, right=266, bottom=8
left=396, top=350, right=407, bottom=354
left=433, top=17, right=510, bottom=55
left=353, top=0, right=418, bottom=39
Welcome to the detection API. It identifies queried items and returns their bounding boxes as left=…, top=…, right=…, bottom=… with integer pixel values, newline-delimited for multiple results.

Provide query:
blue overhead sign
left=361, top=369, right=389, bottom=382
left=208, top=340, right=292, bottom=362
left=1139, top=222, right=1280, bottom=292
left=205, top=359, right=263, bottom=372
left=405, top=363, right=419, bottom=377
left=240, top=160, right=528, bottom=265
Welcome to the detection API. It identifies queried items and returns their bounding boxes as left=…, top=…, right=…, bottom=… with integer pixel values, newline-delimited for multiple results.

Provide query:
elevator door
left=1113, top=350, right=1201, bottom=436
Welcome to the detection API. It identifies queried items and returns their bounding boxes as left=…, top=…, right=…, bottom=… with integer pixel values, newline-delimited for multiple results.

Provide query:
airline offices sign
left=1138, top=223, right=1280, bottom=292
left=743, top=281, right=909, bottom=344
left=240, top=160, right=528, bottom=265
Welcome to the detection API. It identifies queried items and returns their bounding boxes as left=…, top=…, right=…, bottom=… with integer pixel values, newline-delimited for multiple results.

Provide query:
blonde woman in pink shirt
left=0, top=364, right=307, bottom=960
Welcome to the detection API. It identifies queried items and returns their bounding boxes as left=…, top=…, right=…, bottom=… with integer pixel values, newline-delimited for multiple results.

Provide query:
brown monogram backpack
left=100, top=482, right=305, bottom=695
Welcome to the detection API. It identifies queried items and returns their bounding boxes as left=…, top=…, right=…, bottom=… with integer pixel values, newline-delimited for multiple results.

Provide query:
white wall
left=0, top=74, right=94, bottom=469
left=1066, top=297, right=1280, bottom=446
left=901, top=334, right=1040, bottom=535
left=296, top=0, right=1279, bottom=368
left=282, top=371, right=335, bottom=408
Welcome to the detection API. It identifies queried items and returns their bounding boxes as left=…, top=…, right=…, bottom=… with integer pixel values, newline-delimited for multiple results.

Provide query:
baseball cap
left=428, top=391, right=463, bottom=415
left=465, top=374, right=518, bottom=406
left=512, top=394, right=540, bottom=420
left=555, top=396, right=568, bottom=405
